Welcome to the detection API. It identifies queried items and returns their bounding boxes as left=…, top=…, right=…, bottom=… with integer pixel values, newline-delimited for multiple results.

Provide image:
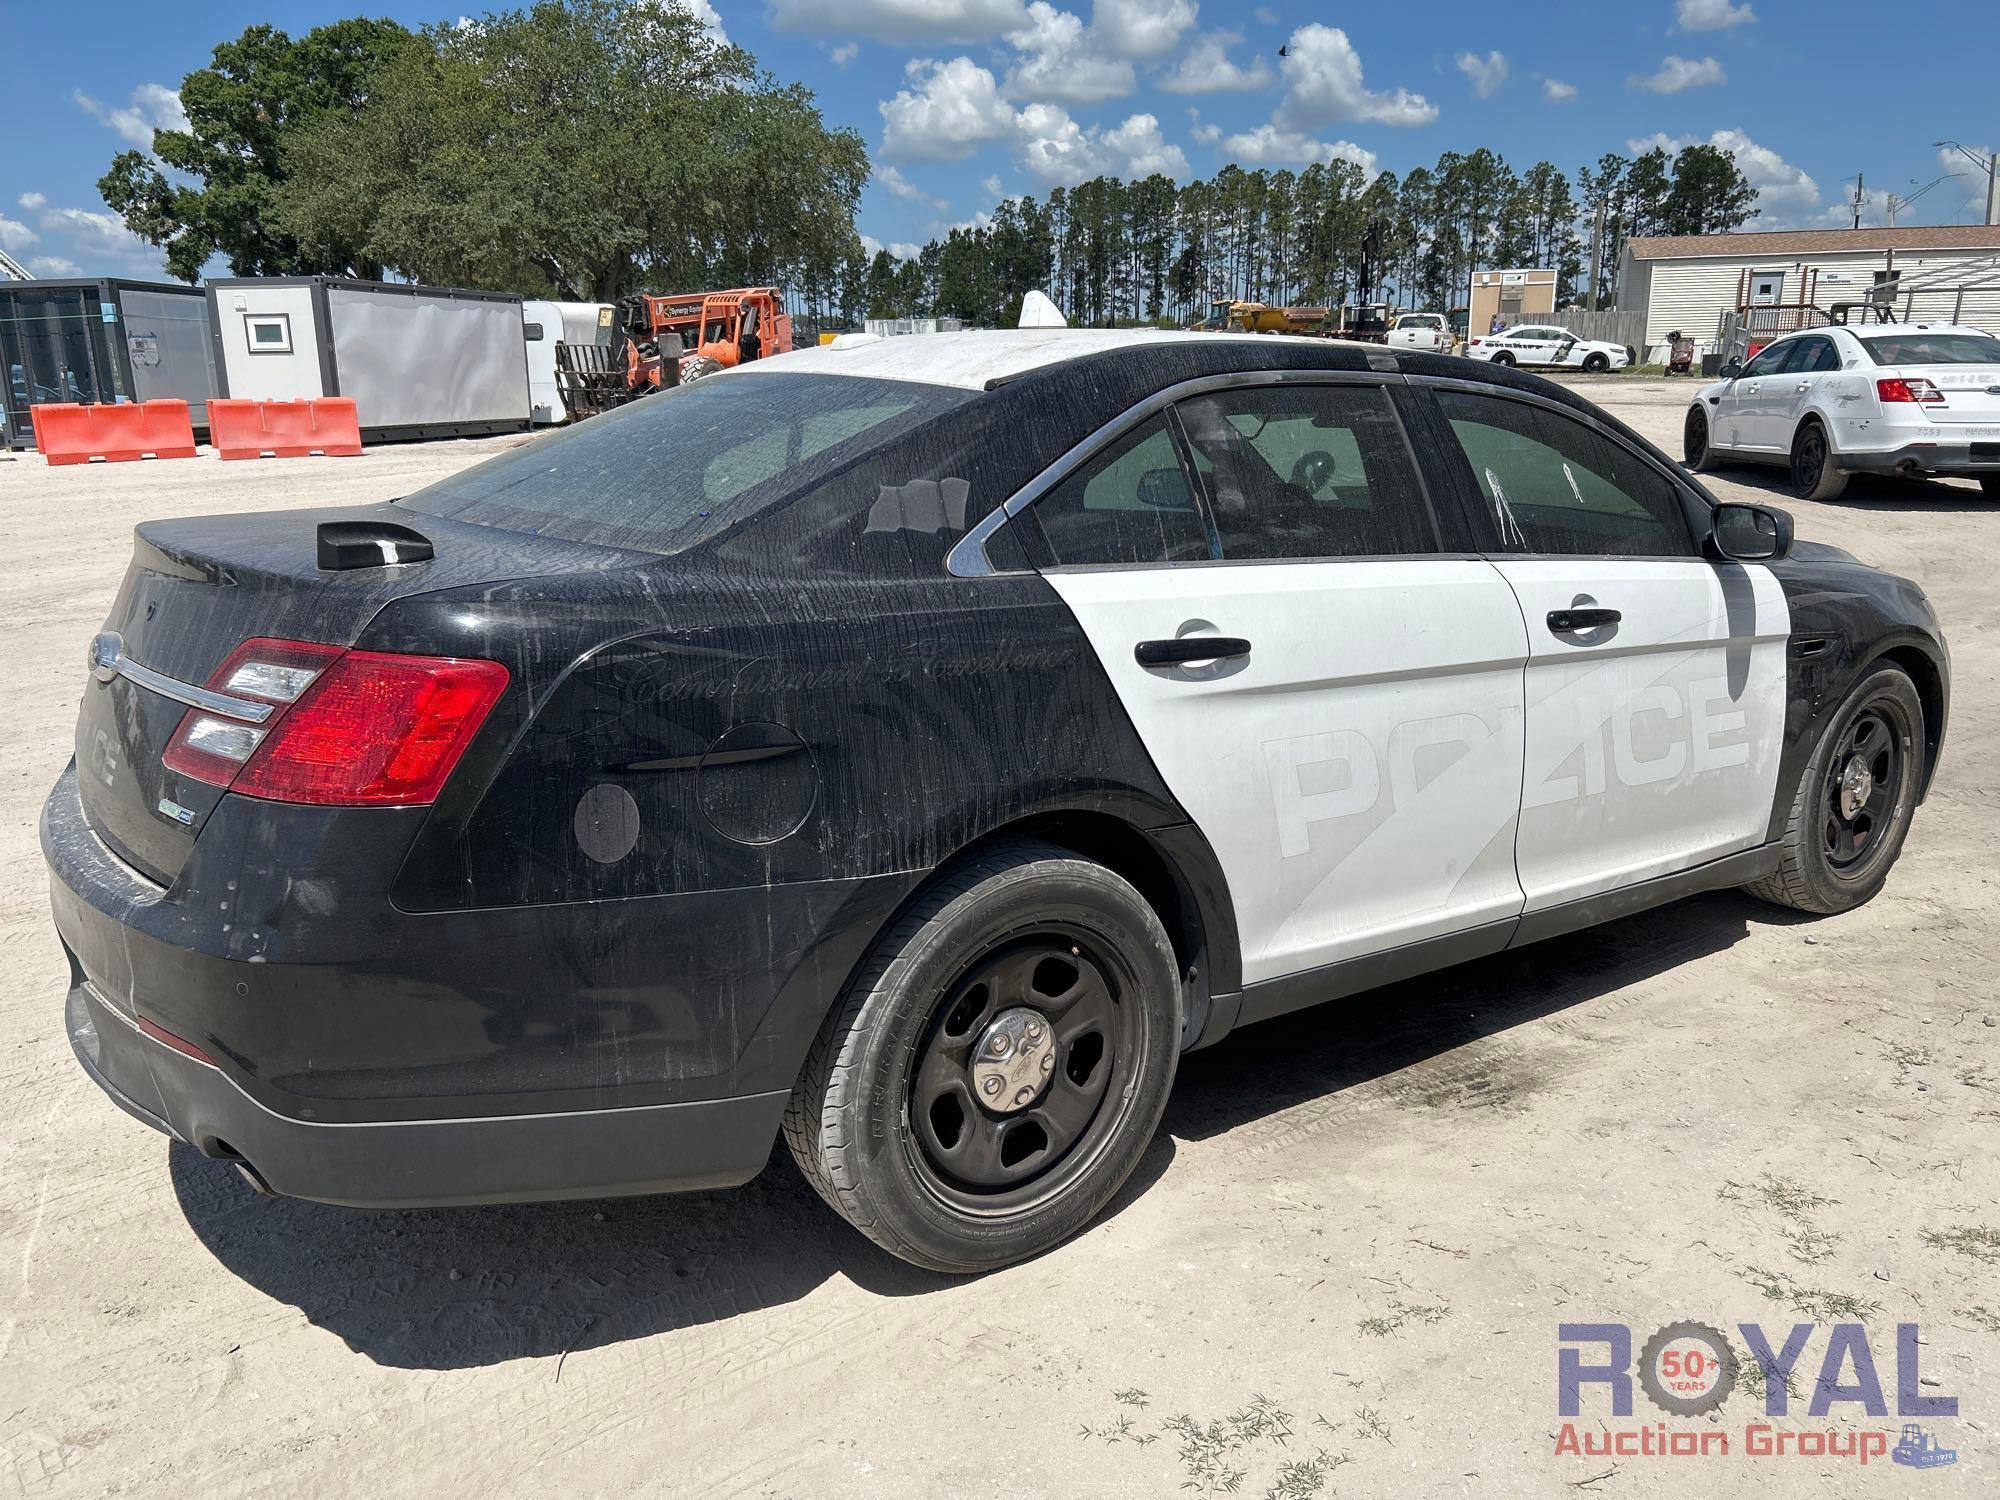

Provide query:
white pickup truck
left=1386, top=312, right=1453, bottom=354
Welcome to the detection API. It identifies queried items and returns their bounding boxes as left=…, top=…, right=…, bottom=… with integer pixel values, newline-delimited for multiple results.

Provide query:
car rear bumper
left=1838, top=440, right=2000, bottom=475
left=44, top=760, right=913, bottom=1205
left=65, top=977, right=788, bottom=1206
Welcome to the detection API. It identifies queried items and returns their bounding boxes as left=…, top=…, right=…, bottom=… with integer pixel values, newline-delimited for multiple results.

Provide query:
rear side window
left=1438, top=391, right=1694, bottom=558
left=1176, top=384, right=1434, bottom=560
left=1032, top=414, right=1213, bottom=567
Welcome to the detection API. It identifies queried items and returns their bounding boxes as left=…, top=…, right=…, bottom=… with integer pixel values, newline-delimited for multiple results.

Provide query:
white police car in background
left=1685, top=322, right=2000, bottom=500
left=1462, top=324, right=1632, bottom=372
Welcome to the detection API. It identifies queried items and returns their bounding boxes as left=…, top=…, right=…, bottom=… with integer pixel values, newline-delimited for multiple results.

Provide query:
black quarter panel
left=1765, top=548, right=1949, bottom=837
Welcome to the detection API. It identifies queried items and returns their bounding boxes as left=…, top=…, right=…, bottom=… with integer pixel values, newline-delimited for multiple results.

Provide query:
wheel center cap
left=971, top=1007, right=1056, bottom=1114
left=1839, top=757, right=1873, bottom=820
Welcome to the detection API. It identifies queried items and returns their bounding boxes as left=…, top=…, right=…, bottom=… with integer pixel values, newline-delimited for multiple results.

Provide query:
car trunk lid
left=75, top=502, right=641, bottom=885
left=1912, top=363, right=2000, bottom=426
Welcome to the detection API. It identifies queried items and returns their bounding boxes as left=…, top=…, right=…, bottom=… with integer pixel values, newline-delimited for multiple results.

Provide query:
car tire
left=1981, top=475, right=2000, bottom=499
left=1491, top=351, right=1515, bottom=367
left=784, top=839, right=1181, bottom=1273
left=1684, top=407, right=1722, bottom=472
left=1789, top=419, right=1849, bottom=501
left=1582, top=352, right=1610, bottom=373
left=1743, top=665, right=1925, bottom=915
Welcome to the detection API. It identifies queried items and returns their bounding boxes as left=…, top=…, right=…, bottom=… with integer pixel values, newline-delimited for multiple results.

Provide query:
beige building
left=1617, top=225, right=2000, bottom=347
left=1468, top=267, right=1556, bottom=335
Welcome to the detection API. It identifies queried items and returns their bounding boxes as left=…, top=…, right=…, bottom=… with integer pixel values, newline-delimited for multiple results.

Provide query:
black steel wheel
left=785, top=840, right=1180, bottom=1273
left=1491, top=350, right=1515, bottom=367
left=1582, top=351, right=1610, bottom=373
left=1684, top=406, right=1720, bottom=472
left=1789, top=419, right=1849, bottom=500
left=1745, top=665, right=1925, bottom=914
left=908, top=929, right=1136, bottom=1212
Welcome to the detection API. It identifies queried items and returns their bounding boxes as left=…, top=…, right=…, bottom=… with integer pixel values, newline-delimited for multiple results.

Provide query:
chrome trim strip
left=112, top=657, right=275, bottom=725
left=947, top=367, right=1404, bottom=578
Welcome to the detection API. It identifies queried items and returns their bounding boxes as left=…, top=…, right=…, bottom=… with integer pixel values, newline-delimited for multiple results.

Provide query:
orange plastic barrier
left=29, top=400, right=197, bottom=466
left=207, top=398, right=364, bottom=460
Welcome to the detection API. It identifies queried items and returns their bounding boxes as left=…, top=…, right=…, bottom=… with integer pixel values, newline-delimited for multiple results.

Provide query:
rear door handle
left=1135, top=636, right=1251, bottom=667
left=1547, top=607, right=1621, bottom=634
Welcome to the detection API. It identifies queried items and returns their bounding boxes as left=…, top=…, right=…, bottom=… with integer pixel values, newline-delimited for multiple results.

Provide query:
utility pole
left=1850, top=172, right=1865, bottom=230
left=1935, top=140, right=1999, bottom=225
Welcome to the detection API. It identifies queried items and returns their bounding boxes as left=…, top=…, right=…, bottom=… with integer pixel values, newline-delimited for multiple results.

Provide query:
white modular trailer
left=206, top=278, right=532, bottom=441
left=522, top=299, right=615, bottom=424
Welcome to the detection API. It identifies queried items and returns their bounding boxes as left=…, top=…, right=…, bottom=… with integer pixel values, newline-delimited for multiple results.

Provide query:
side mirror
left=1722, top=356, right=1744, bottom=379
left=1708, top=501, right=1792, bottom=562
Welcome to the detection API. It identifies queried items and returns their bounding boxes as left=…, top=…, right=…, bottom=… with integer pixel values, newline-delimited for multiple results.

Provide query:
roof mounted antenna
left=1018, top=290, right=1067, bottom=328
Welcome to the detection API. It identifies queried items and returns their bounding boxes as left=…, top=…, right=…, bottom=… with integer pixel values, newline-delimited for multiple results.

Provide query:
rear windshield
left=1859, top=332, right=2000, bottom=366
left=402, top=372, right=974, bottom=551
left=1399, top=315, right=1444, bottom=328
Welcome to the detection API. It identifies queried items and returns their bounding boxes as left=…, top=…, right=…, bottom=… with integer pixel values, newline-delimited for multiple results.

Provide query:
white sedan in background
left=1684, top=322, right=2000, bottom=500
left=1462, top=324, right=1631, bottom=372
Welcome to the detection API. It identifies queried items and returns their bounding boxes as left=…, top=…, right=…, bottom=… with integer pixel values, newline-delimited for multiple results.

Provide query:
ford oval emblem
left=88, top=631, right=123, bottom=685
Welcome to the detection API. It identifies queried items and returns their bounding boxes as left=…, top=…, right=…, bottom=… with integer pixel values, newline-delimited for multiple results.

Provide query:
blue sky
left=3, top=0, right=1994, bottom=280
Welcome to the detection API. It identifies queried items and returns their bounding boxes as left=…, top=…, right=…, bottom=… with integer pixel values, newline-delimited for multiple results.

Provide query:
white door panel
left=1044, top=560, right=1531, bottom=985
left=1494, top=560, right=1790, bottom=911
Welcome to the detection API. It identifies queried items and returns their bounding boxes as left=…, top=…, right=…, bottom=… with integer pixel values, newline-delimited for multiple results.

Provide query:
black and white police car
left=48, top=328, right=1947, bottom=1272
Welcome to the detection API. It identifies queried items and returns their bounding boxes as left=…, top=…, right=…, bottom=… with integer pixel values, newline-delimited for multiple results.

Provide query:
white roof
left=733, top=327, right=1275, bottom=391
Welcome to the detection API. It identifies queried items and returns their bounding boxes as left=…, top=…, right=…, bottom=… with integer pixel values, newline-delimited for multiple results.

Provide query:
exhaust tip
left=235, top=1161, right=277, bottom=1198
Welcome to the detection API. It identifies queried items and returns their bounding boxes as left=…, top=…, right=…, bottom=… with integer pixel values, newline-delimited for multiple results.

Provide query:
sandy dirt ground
left=1, top=380, right=1996, bottom=1498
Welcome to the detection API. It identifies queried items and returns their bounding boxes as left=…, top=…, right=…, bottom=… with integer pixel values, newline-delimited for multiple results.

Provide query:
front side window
left=1740, top=341, right=1794, bottom=378
left=1031, top=414, right=1212, bottom=567
left=1174, top=384, right=1435, bottom=560
left=1438, top=391, right=1694, bottom=558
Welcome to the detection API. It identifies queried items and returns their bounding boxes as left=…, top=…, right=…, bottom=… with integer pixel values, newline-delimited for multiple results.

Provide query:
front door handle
left=1135, top=636, right=1251, bottom=667
left=1547, top=607, right=1621, bottom=634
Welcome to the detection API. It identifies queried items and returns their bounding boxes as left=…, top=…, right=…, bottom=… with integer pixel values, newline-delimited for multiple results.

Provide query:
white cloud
left=0, top=214, right=37, bottom=251
left=667, top=0, right=728, bottom=44
left=1455, top=50, right=1507, bottom=99
left=1676, top=0, right=1754, bottom=31
left=1004, top=3, right=1136, bottom=104
left=1936, top=144, right=1996, bottom=220
left=1159, top=31, right=1273, bottom=94
left=1015, top=104, right=1189, bottom=185
left=1253, top=4, right=1276, bottom=20
left=1628, top=128, right=1820, bottom=222
left=1221, top=124, right=1377, bottom=175
left=1272, top=25, right=1436, bottom=130
left=982, top=173, right=1006, bottom=196
left=877, top=164, right=950, bottom=211
left=72, top=82, right=186, bottom=151
left=18, top=192, right=46, bottom=212
left=861, top=233, right=928, bottom=260
left=1542, top=77, right=1577, bottom=103
left=28, top=256, right=83, bottom=277
left=830, top=41, right=861, bottom=65
left=880, top=56, right=1021, bottom=159
left=1188, top=110, right=1221, bottom=145
left=1104, top=111, right=1190, bottom=177
left=1092, top=0, right=1198, bottom=61
left=1630, top=55, right=1726, bottom=93
left=769, top=0, right=1026, bottom=42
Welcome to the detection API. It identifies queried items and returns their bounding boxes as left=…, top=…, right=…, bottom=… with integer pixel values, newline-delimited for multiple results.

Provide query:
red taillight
left=163, top=638, right=507, bottom=806
left=1877, top=377, right=1946, bottom=404
left=137, top=1015, right=217, bottom=1067
left=1470, top=336, right=1483, bottom=346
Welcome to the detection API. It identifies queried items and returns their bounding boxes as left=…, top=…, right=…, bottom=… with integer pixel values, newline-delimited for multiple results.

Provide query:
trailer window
left=401, top=372, right=973, bottom=552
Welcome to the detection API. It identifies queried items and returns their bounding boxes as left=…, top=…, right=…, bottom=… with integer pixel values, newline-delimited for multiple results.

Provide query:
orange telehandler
left=555, top=286, right=796, bottom=420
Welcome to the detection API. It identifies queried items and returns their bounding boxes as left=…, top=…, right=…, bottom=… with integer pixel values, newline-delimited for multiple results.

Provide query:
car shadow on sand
left=1708, top=464, right=1994, bottom=513
left=174, top=888, right=1784, bottom=1370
